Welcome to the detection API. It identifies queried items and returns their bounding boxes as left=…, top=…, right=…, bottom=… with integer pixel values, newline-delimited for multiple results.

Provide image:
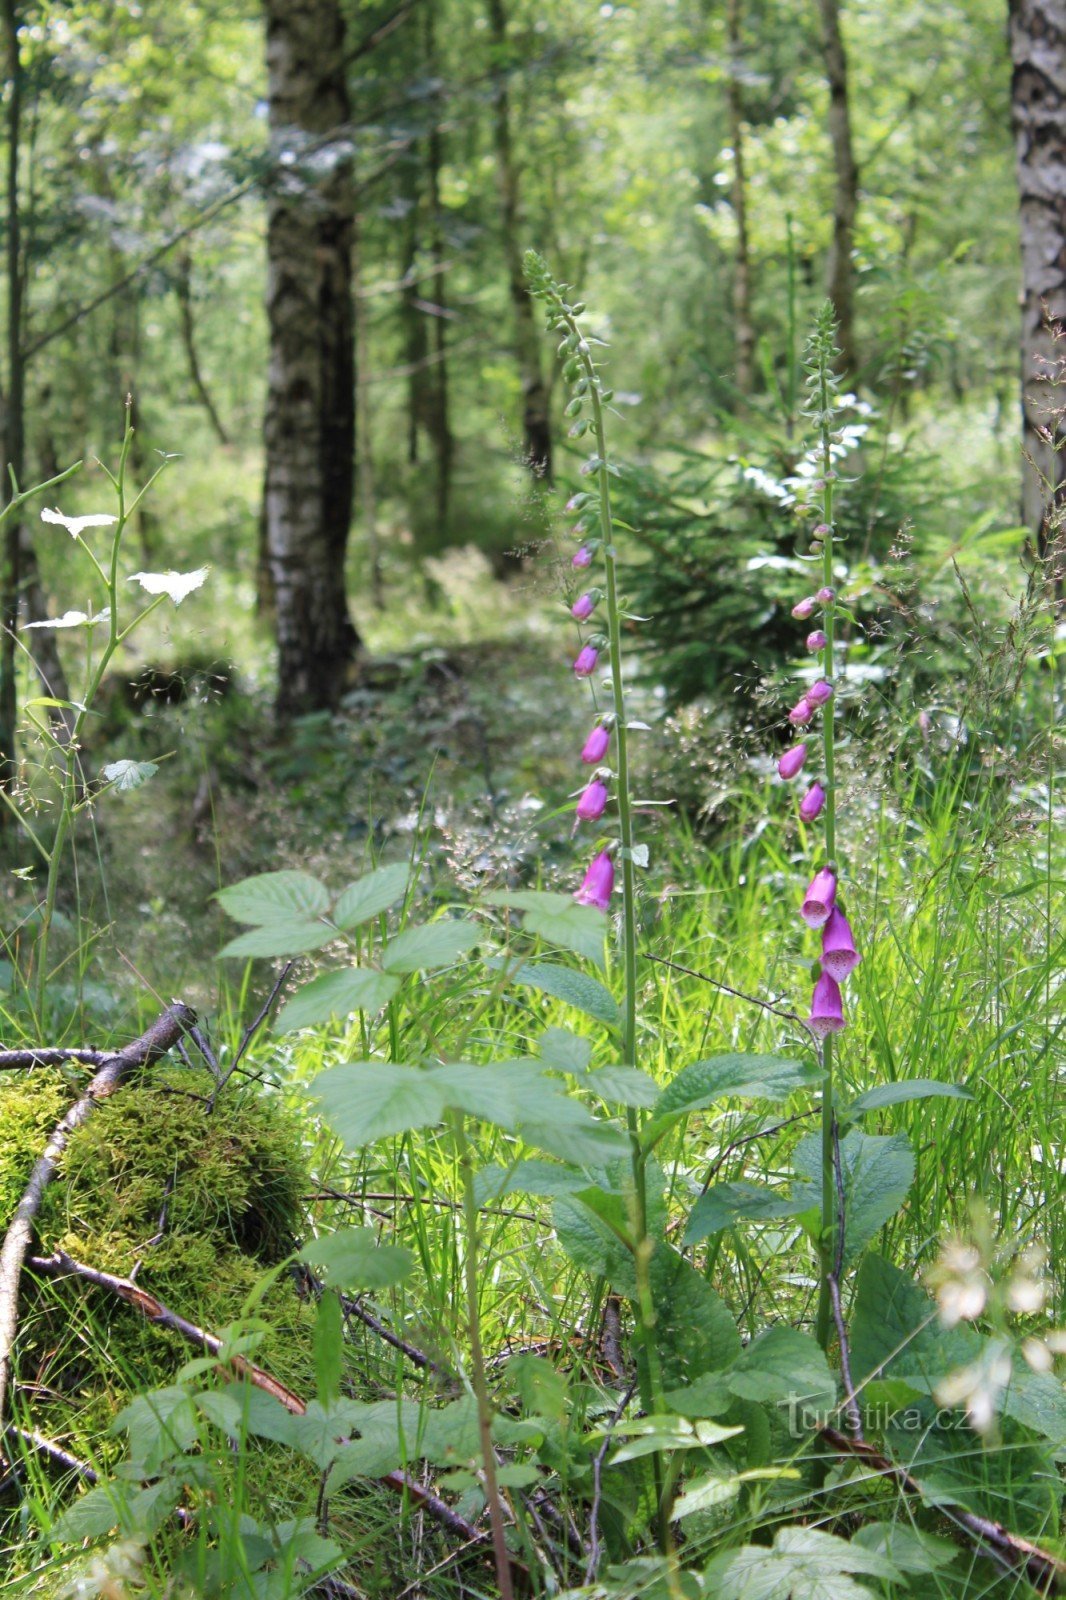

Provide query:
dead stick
left=0, top=1046, right=110, bottom=1069
left=820, top=1425, right=1066, bottom=1593
left=27, top=1251, right=519, bottom=1560
left=0, top=1001, right=197, bottom=1440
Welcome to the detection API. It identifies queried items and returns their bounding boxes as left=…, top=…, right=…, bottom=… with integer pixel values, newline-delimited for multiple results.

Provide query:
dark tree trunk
left=1009, top=0, right=1066, bottom=588
left=0, top=0, right=24, bottom=804
left=262, top=0, right=360, bottom=718
left=818, top=0, right=859, bottom=378
left=423, top=0, right=453, bottom=529
left=726, top=0, right=755, bottom=396
left=487, top=0, right=552, bottom=482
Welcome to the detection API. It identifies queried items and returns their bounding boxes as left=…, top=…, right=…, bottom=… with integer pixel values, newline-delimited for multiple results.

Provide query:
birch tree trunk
left=1009, top=0, right=1066, bottom=581
left=818, top=0, right=859, bottom=378
left=262, top=0, right=359, bottom=717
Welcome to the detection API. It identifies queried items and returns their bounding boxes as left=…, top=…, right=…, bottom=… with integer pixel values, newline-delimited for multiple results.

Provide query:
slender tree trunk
left=1009, top=0, right=1066, bottom=588
left=818, top=0, right=859, bottom=378
left=262, top=0, right=359, bottom=717
left=486, top=0, right=552, bottom=482
left=353, top=232, right=383, bottom=610
left=424, top=0, right=453, bottom=529
left=726, top=0, right=755, bottom=395
left=0, top=0, right=24, bottom=808
left=175, top=249, right=230, bottom=447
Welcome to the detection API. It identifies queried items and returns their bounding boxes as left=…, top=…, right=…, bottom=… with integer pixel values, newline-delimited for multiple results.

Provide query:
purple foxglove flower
left=821, top=906, right=860, bottom=981
left=572, top=546, right=593, bottom=569
left=789, top=697, right=814, bottom=726
left=777, top=743, right=807, bottom=780
left=576, top=779, right=608, bottom=821
left=807, top=679, right=834, bottom=706
left=571, top=592, right=596, bottom=621
left=581, top=723, right=611, bottom=764
left=813, top=523, right=830, bottom=537
left=573, top=645, right=599, bottom=677
left=806, top=629, right=828, bottom=652
left=575, top=849, right=614, bottom=910
left=566, top=494, right=584, bottom=512
left=799, top=781, right=826, bottom=822
left=792, top=596, right=816, bottom=620
left=816, top=586, right=835, bottom=604
left=801, top=867, right=837, bottom=928
left=806, top=972, right=845, bottom=1037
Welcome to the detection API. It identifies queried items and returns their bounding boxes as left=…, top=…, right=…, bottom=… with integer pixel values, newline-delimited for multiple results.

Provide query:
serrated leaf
left=727, top=1326, right=836, bottom=1413
left=538, top=1026, right=592, bottom=1074
left=553, top=1193, right=635, bottom=1294
left=220, top=920, right=336, bottom=958
left=102, top=758, right=158, bottom=791
left=487, top=891, right=607, bottom=967
left=508, top=960, right=620, bottom=1025
left=684, top=1180, right=807, bottom=1244
left=194, top=1389, right=243, bottom=1439
left=844, top=1079, right=973, bottom=1119
left=332, top=863, right=409, bottom=929
left=474, top=1159, right=587, bottom=1205
left=381, top=919, right=481, bottom=973
left=793, top=1130, right=914, bottom=1268
left=51, top=1484, right=125, bottom=1542
left=313, top=1061, right=447, bottom=1147
left=583, top=1065, right=659, bottom=1107
left=300, top=1226, right=413, bottom=1290
left=654, top=1054, right=820, bottom=1123
left=430, top=1058, right=557, bottom=1129
left=704, top=1526, right=901, bottom=1600
left=519, top=1115, right=629, bottom=1165
left=651, top=1247, right=741, bottom=1385
left=326, top=1400, right=424, bottom=1488
left=276, top=968, right=401, bottom=1031
left=217, top=869, right=331, bottom=925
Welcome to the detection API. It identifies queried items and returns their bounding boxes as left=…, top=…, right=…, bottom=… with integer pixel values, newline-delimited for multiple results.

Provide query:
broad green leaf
left=332, top=863, right=409, bottom=929
left=299, top=1226, right=413, bottom=1290
left=584, top=1066, right=659, bottom=1107
left=674, top=1466, right=798, bottom=1521
left=509, top=960, right=620, bottom=1025
left=474, top=1159, right=588, bottom=1205
left=220, top=920, right=335, bottom=959
left=606, top=1415, right=741, bottom=1464
left=519, top=1115, right=630, bottom=1165
left=704, top=1526, right=901, bottom=1600
left=538, top=1026, right=592, bottom=1074
left=654, top=1054, right=821, bottom=1123
left=684, top=1180, right=807, bottom=1244
left=850, top=1523, right=958, bottom=1575
left=844, top=1079, right=974, bottom=1119
left=793, top=1130, right=914, bottom=1268
left=102, top=758, right=158, bottom=791
left=290, top=1398, right=366, bottom=1471
left=313, top=1062, right=448, bottom=1147
left=430, top=1059, right=557, bottom=1129
left=232, top=1384, right=299, bottom=1447
left=553, top=1193, right=635, bottom=1294
left=51, top=1485, right=126, bottom=1542
left=651, top=1246, right=741, bottom=1385
left=487, top=890, right=607, bottom=967
left=727, top=1326, right=836, bottom=1415
left=275, top=968, right=400, bottom=1031
left=314, top=1291, right=343, bottom=1406
left=194, top=1389, right=243, bottom=1439
left=381, top=919, right=481, bottom=973
left=217, top=870, right=330, bottom=925
left=326, top=1399, right=425, bottom=1488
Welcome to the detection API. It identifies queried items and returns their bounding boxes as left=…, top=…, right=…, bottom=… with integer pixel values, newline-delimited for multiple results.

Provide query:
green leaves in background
left=684, top=1180, right=809, bottom=1245
left=218, top=870, right=331, bottom=925
left=704, top=1526, right=902, bottom=1600
left=793, top=1130, right=914, bottom=1268
left=275, top=968, right=400, bottom=1031
left=506, top=960, right=620, bottom=1025
left=380, top=918, right=480, bottom=973
left=486, top=890, right=608, bottom=967
left=843, top=1079, right=973, bottom=1120
left=299, top=1226, right=413, bottom=1291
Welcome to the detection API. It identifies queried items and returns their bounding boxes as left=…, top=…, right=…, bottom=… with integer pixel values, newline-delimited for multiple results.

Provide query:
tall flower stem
left=813, top=336, right=839, bottom=1354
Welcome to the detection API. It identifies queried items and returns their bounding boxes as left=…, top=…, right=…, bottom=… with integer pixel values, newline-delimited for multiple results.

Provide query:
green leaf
left=299, top=1226, right=413, bottom=1290
left=332, top=863, right=409, bottom=929
left=553, top=1193, right=636, bottom=1294
left=704, top=1526, right=901, bottom=1600
left=474, top=1159, right=589, bottom=1205
left=216, top=869, right=330, bottom=925
left=232, top=1384, right=299, bottom=1447
left=51, top=1485, right=126, bottom=1542
left=326, top=1400, right=424, bottom=1488
left=276, top=968, right=401, bottom=1031
left=850, top=1523, right=958, bottom=1575
left=793, top=1130, right=914, bottom=1268
left=381, top=919, right=481, bottom=973
left=314, top=1291, right=343, bottom=1406
left=727, top=1327, right=836, bottom=1414
left=110, top=1386, right=198, bottom=1471
left=651, top=1246, right=742, bottom=1385
left=290, top=1398, right=366, bottom=1471
left=519, top=1115, right=630, bottom=1165
left=194, top=1389, right=243, bottom=1439
left=312, top=1062, right=448, bottom=1147
left=430, top=1058, right=557, bottom=1129
left=487, top=890, right=607, bottom=967
left=508, top=960, right=620, bottom=1025
left=220, top=920, right=335, bottom=959
left=102, top=758, right=158, bottom=791
left=844, top=1079, right=974, bottom=1119
left=538, top=1026, right=592, bottom=1074
left=684, top=1180, right=807, bottom=1244
left=654, top=1054, right=821, bottom=1123
left=584, top=1065, right=660, bottom=1107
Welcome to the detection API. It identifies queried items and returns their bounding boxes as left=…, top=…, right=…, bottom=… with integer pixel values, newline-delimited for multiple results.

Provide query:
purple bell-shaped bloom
left=573, top=645, right=599, bottom=677
left=806, top=630, right=828, bottom=652
left=801, top=867, right=837, bottom=928
left=816, top=586, right=836, bottom=604
left=777, top=743, right=808, bottom=781
left=806, top=972, right=845, bottom=1038
left=792, top=596, right=816, bottom=620
left=575, top=850, right=614, bottom=910
left=576, top=779, right=608, bottom=821
left=821, top=906, right=860, bottom=981
left=571, top=592, right=596, bottom=621
left=807, top=679, right=834, bottom=706
left=572, top=546, right=593, bottom=569
left=789, top=697, right=814, bottom=726
left=799, top=781, right=826, bottom=822
left=581, top=724, right=611, bottom=764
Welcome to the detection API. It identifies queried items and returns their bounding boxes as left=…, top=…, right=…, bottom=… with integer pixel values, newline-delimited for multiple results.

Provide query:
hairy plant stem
left=452, top=1112, right=515, bottom=1600
left=814, top=356, right=838, bottom=1354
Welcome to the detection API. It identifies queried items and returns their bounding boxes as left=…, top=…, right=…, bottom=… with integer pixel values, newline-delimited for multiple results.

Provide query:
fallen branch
left=0, top=1002, right=198, bottom=1440
left=820, top=1425, right=1066, bottom=1593
left=0, top=1045, right=110, bottom=1070
left=27, top=1251, right=524, bottom=1568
